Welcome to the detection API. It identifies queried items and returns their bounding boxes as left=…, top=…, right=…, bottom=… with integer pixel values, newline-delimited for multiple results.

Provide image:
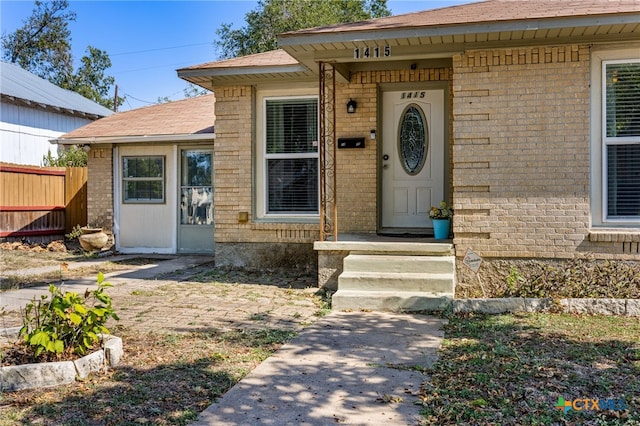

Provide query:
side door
left=178, top=149, right=214, bottom=254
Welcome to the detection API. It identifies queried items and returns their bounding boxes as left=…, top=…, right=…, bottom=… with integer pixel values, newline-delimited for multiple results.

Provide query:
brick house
left=59, top=0, right=639, bottom=310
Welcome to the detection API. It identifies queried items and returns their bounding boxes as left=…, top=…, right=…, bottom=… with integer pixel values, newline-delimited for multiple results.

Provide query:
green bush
left=20, top=272, right=119, bottom=358
left=42, top=146, right=87, bottom=167
left=65, top=224, right=83, bottom=240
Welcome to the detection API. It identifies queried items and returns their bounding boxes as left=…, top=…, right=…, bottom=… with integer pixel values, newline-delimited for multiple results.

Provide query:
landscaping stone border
left=452, top=298, right=640, bottom=316
left=0, top=329, right=123, bottom=392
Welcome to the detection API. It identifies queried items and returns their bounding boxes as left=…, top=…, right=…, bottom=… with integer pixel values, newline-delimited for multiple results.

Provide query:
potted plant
left=429, top=201, right=453, bottom=240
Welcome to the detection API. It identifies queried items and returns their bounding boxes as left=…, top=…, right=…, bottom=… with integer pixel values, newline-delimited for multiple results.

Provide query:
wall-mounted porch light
left=346, top=98, right=357, bottom=114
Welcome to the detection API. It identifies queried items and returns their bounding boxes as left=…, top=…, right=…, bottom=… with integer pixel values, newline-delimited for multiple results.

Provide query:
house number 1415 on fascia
left=354, top=45, right=391, bottom=59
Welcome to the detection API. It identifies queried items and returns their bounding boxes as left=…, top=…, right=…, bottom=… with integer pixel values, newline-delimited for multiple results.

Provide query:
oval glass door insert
left=398, top=104, right=428, bottom=175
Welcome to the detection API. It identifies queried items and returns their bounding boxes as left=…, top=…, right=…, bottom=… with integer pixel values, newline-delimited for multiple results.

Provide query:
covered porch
left=313, top=61, right=455, bottom=311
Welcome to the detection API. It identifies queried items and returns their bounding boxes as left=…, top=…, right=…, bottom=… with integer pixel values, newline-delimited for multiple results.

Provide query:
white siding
left=0, top=102, right=95, bottom=166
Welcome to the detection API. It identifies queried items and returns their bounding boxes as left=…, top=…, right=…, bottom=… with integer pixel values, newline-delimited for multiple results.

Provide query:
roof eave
left=278, top=13, right=640, bottom=47
left=178, top=64, right=317, bottom=90
left=1, top=93, right=109, bottom=120
left=177, top=64, right=310, bottom=79
left=51, top=133, right=215, bottom=146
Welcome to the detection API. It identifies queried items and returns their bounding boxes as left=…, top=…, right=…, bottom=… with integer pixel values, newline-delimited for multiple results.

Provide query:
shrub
left=499, top=259, right=640, bottom=299
left=19, top=272, right=119, bottom=359
left=42, top=146, right=87, bottom=167
left=65, top=224, right=83, bottom=240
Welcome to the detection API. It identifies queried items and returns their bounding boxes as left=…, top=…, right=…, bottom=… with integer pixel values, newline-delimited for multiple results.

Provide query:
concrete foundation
left=215, top=242, right=317, bottom=273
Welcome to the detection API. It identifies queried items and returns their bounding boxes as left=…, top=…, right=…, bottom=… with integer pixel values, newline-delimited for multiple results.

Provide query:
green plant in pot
left=429, top=201, right=453, bottom=240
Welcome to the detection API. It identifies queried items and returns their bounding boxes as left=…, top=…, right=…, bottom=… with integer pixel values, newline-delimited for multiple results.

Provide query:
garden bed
left=0, top=327, right=123, bottom=392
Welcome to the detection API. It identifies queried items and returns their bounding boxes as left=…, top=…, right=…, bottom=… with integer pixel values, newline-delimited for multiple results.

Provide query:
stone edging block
left=0, top=327, right=21, bottom=339
left=452, top=298, right=640, bottom=316
left=74, top=349, right=106, bottom=379
left=103, top=334, right=124, bottom=366
left=560, top=298, right=626, bottom=316
left=1, top=361, right=76, bottom=391
left=0, top=335, right=123, bottom=392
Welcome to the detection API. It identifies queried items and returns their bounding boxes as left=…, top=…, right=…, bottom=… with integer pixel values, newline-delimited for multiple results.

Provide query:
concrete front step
left=315, top=240, right=454, bottom=256
left=343, top=254, right=455, bottom=274
left=338, top=271, right=455, bottom=293
left=332, top=290, right=452, bottom=312
left=332, top=249, right=456, bottom=312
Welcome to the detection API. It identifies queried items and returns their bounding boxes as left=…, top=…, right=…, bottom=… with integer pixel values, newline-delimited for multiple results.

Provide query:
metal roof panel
left=0, top=61, right=113, bottom=117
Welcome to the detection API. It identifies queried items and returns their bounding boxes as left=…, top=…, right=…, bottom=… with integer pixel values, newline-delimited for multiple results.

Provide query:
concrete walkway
left=194, top=312, right=445, bottom=426
left=1, top=254, right=446, bottom=425
left=0, top=255, right=215, bottom=313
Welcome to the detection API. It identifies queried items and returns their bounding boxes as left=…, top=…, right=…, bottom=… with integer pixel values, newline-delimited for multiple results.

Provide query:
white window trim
left=255, top=89, right=319, bottom=220
left=590, top=45, right=640, bottom=227
left=122, top=155, right=166, bottom=204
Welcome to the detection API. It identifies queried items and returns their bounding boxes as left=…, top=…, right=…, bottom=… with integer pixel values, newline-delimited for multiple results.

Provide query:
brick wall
left=451, top=44, right=634, bottom=260
left=212, top=68, right=451, bottom=268
left=212, top=67, right=453, bottom=244
left=87, top=145, right=113, bottom=231
left=336, top=67, right=453, bottom=233
left=212, top=86, right=319, bottom=247
left=334, top=79, right=378, bottom=233
left=214, top=48, right=636, bottom=268
left=212, top=86, right=318, bottom=268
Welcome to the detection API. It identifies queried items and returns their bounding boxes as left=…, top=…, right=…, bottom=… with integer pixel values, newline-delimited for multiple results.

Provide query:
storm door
left=381, top=89, right=445, bottom=231
left=178, top=150, right=214, bottom=253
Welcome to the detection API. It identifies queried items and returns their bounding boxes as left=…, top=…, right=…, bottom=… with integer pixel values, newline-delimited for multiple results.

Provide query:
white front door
left=381, top=89, right=445, bottom=230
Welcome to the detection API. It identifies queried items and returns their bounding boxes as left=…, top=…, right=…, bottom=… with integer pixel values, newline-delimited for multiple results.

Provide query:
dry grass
left=1, top=327, right=297, bottom=425
left=0, top=248, right=328, bottom=425
left=0, top=241, right=80, bottom=272
left=419, top=313, right=640, bottom=425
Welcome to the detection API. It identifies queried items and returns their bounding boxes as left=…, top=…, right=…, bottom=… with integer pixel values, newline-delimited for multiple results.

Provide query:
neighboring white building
left=0, top=61, right=113, bottom=166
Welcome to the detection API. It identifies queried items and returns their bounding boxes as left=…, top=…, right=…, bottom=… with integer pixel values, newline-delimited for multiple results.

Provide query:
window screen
left=606, top=62, right=640, bottom=138
left=607, top=144, right=640, bottom=217
left=604, top=61, right=640, bottom=219
left=265, top=98, right=318, bottom=214
left=266, top=99, right=318, bottom=154
left=122, top=156, right=165, bottom=203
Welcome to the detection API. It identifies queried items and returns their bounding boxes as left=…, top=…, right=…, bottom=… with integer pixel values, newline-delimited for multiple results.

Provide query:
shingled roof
left=280, top=0, right=640, bottom=36
left=177, top=50, right=312, bottom=89
left=180, top=49, right=299, bottom=72
left=180, top=0, right=639, bottom=90
left=55, top=94, right=215, bottom=143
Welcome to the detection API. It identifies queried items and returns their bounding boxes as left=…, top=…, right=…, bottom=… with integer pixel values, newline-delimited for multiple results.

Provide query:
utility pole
left=113, top=84, right=118, bottom=112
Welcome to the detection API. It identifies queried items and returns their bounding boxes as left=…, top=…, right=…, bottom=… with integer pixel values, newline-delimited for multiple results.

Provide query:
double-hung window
left=603, top=60, right=640, bottom=221
left=263, top=97, right=319, bottom=216
left=122, top=156, right=165, bottom=203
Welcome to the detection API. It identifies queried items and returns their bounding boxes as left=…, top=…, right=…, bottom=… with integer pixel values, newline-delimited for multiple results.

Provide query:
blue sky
left=2, top=1, right=473, bottom=111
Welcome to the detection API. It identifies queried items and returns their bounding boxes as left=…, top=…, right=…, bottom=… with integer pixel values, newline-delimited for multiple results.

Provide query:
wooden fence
left=0, top=163, right=87, bottom=239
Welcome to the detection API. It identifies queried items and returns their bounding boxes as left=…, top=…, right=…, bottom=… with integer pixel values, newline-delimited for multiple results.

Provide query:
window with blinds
left=265, top=98, right=318, bottom=214
left=604, top=61, right=640, bottom=219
